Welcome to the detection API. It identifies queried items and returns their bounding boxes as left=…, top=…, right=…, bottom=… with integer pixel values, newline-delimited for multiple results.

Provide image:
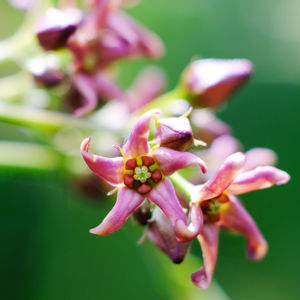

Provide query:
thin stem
left=0, top=72, right=32, bottom=101
left=136, top=87, right=187, bottom=117
left=0, top=141, right=60, bottom=172
left=170, top=172, right=195, bottom=200
left=0, top=102, right=98, bottom=132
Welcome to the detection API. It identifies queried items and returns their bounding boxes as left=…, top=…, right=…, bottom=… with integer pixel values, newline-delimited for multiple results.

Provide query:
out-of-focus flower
left=68, top=11, right=164, bottom=71
left=190, top=152, right=290, bottom=289
left=191, top=109, right=231, bottom=144
left=36, top=8, right=82, bottom=51
left=81, top=110, right=206, bottom=242
left=65, top=70, right=125, bottom=116
left=181, top=58, right=253, bottom=108
left=27, top=56, right=65, bottom=87
left=126, top=66, right=166, bottom=112
left=147, top=207, right=189, bottom=264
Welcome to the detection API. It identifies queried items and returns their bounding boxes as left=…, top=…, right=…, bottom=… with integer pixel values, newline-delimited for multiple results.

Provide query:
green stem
left=170, top=172, right=196, bottom=200
left=136, top=87, right=187, bottom=116
left=0, top=0, right=51, bottom=64
left=0, top=141, right=60, bottom=172
left=0, top=102, right=98, bottom=132
left=0, top=72, right=32, bottom=101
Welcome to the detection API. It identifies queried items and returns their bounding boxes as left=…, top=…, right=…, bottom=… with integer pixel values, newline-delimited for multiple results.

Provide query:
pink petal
left=73, top=73, right=98, bottom=116
left=147, top=207, right=188, bottom=264
left=195, top=152, right=245, bottom=201
left=90, top=187, right=144, bottom=235
left=191, top=109, right=231, bottom=143
left=208, top=135, right=241, bottom=164
left=94, top=71, right=125, bottom=101
left=123, top=109, right=161, bottom=157
left=243, top=148, right=277, bottom=172
left=227, top=166, right=290, bottom=195
left=149, top=179, right=203, bottom=242
left=127, top=66, right=166, bottom=112
left=191, top=224, right=219, bottom=289
left=153, top=147, right=207, bottom=176
left=81, top=137, right=123, bottom=186
left=219, top=195, right=268, bottom=260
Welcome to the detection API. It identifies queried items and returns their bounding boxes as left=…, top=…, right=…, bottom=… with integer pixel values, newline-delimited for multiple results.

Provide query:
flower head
left=190, top=152, right=290, bottom=289
left=81, top=110, right=207, bottom=242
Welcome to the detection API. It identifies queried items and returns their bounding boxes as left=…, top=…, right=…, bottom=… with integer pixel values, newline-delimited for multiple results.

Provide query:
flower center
left=134, top=166, right=151, bottom=183
left=123, top=155, right=163, bottom=194
left=201, top=193, right=229, bottom=223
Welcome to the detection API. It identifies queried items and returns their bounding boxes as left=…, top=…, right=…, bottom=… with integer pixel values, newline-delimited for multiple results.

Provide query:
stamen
left=194, top=139, right=207, bottom=147
left=180, top=106, right=193, bottom=118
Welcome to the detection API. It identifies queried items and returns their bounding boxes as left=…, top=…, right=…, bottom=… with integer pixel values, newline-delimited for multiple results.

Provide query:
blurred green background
left=0, top=0, right=299, bottom=299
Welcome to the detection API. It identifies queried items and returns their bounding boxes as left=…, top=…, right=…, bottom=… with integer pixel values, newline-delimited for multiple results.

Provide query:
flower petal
left=243, top=148, right=277, bottom=172
left=153, top=147, right=207, bottom=176
left=127, top=66, right=166, bottom=112
left=148, top=179, right=202, bottom=242
left=90, top=187, right=144, bottom=235
left=208, top=135, right=241, bottom=164
left=195, top=152, right=245, bottom=201
left=147, top=207, right=188, bottom=264
left=73, top=73, right=98, bottom=116
left=219, top=195, right=267, bottom=260
left=123, top=109, right=161, bottom=157
left=227, top=166, right=290, bottom=195
left=191, top=223, right=219, bottom=289
left=81, top=137, right=123, bottom=185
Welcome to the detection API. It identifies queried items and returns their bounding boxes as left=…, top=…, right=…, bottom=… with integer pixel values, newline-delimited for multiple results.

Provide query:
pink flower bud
left=36, top=8, right=82, bottom=51
left=147, top=208, right=188, bottom=264
left=155, top=117, right=194, bottom=151
left=181, top=58, right=253, bottom=107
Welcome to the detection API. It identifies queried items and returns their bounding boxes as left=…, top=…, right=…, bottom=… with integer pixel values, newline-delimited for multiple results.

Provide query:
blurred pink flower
left=36, top=8, right=82, bottom=51
left=81, top=110, right=206, bottom=242
left=191, top=152, right=290, bottom=289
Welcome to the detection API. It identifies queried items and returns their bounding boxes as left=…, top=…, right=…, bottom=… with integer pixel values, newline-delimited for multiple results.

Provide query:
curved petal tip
left=247, top=239, right=268, bottom=260
left=81, top=136, right=91, bottom=152
left=191, top=268, right=210, bottom=289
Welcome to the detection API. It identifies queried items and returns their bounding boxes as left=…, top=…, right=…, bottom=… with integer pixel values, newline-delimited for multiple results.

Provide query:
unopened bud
left=181, top=58, right=253, bottom=107
left=27, top=56, right=64, bottom=87
left=155, top=117, right=194, bottom=151
left=147, top=208, right=188, bottom=264
left=36, top=8, right=82, bottom=51
left=133, top=204, right=152, bottom=226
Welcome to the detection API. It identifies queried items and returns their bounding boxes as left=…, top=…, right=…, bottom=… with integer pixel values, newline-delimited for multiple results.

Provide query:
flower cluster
left=32, top=0, right=165, bottom=116
left=81, top=108, right=289, bottom=289
left=5, top=0, right=291, bottom=292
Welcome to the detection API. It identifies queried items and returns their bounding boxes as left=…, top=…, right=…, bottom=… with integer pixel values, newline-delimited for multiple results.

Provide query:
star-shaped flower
left=81, top=109, right=207, bottom=242
left=190, top=152, right=290, bottom=289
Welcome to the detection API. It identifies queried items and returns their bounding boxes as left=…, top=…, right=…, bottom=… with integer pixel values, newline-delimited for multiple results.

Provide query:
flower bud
left=181, top=58, right=253, bottom=107
left=155, top=117, right=194, bottom=151
left=27, top=56, right=64, bottom=87
left=147, top=208, right=188, bottom=264
left=36, top=8, right=82, bottom=51
left=132, top=205, right=152, bottom=226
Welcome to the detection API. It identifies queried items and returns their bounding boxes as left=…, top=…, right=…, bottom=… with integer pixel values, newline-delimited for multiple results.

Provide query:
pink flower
left=190, top=152, right=290, bottom=289
left=81, top=110, right=207, bottom=242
